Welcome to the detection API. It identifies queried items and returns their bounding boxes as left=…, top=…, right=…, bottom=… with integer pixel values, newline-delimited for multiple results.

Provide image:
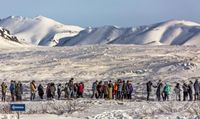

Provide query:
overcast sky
left=0, top=0, right=199, bottom=27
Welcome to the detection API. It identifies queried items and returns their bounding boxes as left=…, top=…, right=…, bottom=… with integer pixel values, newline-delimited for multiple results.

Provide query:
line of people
left=91, top=79, right=133, bottom=100
left=1, top=78, right=200, bottom=102
left=0, top=78, right=84, bottom=102
left=146, top=79, right=200, bottom=101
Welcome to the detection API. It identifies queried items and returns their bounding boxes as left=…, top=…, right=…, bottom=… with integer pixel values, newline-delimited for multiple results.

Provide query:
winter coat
left=1, top=83, right=7, bottom=93
left=122, top=83, right=127, bottom=94
left=38, top=85, right=44, bottom=95
left=79, top=83, right=84, bottom=93
left=50, top=85, right=56, bottom=96
left=156, top=82, right=163, bottom=95
left=92, top=82, right=97, bottom=92
left=10, top=82, right=15, bottom=93
left=57, top=85, right=62, bottom=95
left=188, top=83, right=193, bottom=94
left=174, top=86, right=181, bottom=95
left=69, top=80, right=74, bottom=90
left=30, top=82, right=36, bottom=93
left=164, top=84, right=171, bottom=95
left=16, top=84, right=22, bottom=97
left=114, top=83, right=118, bottom=92
left=182, top=84, right=188, bottom=92
left=118, top=82, right=123, bottom=92
left=108, top=87, right=112, bottom=99
left=194, top=81, right=200, bottom=93
left=126, top=83, right=133, bottom=94
left=146, top=81, right=153, bottom=92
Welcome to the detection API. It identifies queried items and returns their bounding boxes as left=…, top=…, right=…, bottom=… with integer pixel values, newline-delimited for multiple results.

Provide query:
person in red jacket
left=78, top=82, right=84, bottom=98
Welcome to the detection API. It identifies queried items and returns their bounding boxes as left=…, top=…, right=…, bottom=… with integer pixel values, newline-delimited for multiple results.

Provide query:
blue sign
left=10, top=104, right=25, bottom=112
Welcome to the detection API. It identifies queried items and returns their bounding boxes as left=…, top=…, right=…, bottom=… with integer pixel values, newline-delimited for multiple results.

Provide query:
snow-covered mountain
left=1, top=16, right=200, bottom=46
left=0, top=27, right=22, bottom=47
left=0, top=16, right=83, bottom=46
left=58, top=20, right=200, bottom=46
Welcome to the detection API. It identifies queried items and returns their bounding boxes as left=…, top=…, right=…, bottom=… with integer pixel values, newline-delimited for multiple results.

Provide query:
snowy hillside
left=58, top=20, right=200, bottom=46
left=0, top=16, right=83, bottom=46
left=0, top=27, right=22, bottom=48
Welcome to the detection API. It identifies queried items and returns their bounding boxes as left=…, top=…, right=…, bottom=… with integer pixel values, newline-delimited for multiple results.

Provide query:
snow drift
left=0, top=16, right=83, bottom=46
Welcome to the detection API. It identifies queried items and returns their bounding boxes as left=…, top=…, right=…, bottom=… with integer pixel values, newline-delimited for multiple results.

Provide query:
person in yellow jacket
left=1, top=82, right=7, bottom=102
left=108, top=81, right=113, bottom=99
left=30, top=80, right=37, bottom=100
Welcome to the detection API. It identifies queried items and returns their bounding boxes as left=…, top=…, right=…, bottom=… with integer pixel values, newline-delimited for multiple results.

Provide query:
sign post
left=10, top=104, right=26, bottom=119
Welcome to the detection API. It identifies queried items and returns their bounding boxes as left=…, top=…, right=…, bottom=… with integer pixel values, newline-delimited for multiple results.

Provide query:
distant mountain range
left=1, top=16, right=200, bottom=47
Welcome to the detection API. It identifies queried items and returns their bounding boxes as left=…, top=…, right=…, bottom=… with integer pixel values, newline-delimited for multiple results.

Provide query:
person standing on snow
left=38, top=84, right=44, bottom=99
left=146, top=81, right=153, bottom=101
left=46, top=83, right=51, bottom=99
left=68, top=78, right=74, bottom=98
left=182, top=82, right=189, bottom=101
left=174, top=83, right=181, bottom=101
left=154, top=80, right=163, bottom=101
left=57, top=83, right=62, bottom=100
left=78, top=82, right=84, bottom=98
left=50, top=83, right=56, bottom=99
left=188, top=81, right=193, bottom=101
left=117, top=79, right=123, bottom=100
left=122, top=80, right=127, bottom=99
left=126, top=80, right=133, bottom=99
left=103, top=81, right=109, bottom=99
left=91, top=80, right=98, bottom=99
left=108, top=80, right=113, bottom=99
left=194, top=79, right=200, bottom=100
left=113, top=81, right=118, bottom=99
left=30, top=80, right=37, bottom=101
left=97, top=81, right=103, bottom=99
left=10, top=80, right=16, bottom=101
left=1, top=82, right=7, bottom=102
left=16, top=81, right=23, bottom=101
left=163, top=82, right=171, bottom=101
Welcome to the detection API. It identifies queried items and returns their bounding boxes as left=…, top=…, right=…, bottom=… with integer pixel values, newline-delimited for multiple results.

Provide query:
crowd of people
left=1, top=77, right=200, bottom=102
left=146, top=79, right=200, bottom=101
left=0, top=78, right=84, bottom=102
left=91, top=79, right=133, bottom=100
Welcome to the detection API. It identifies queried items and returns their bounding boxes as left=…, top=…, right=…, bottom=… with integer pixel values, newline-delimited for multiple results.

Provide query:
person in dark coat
left=188, top=81, right=193, bottom=101
left=46, top=83, right=51, bottom=100
left=194, top=79, right=200, bottom=100
left=97, top=81, right=103, bottom=99
left=126, top=80, right=133, bottom=99
left=57, top=83, right=62, bottom=100
left=154, top=80, right=163, bottom=101
left=146, top=81, right=153, bottom=101
left=38, top=84, right=44, bottom=99
left=182, top=82, right=188, bottom=101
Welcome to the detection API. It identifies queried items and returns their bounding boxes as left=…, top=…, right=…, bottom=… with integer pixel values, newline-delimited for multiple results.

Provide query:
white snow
left=0, top=45, right=199, bottom=118
left=0, top=16, right=83, bottom=46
